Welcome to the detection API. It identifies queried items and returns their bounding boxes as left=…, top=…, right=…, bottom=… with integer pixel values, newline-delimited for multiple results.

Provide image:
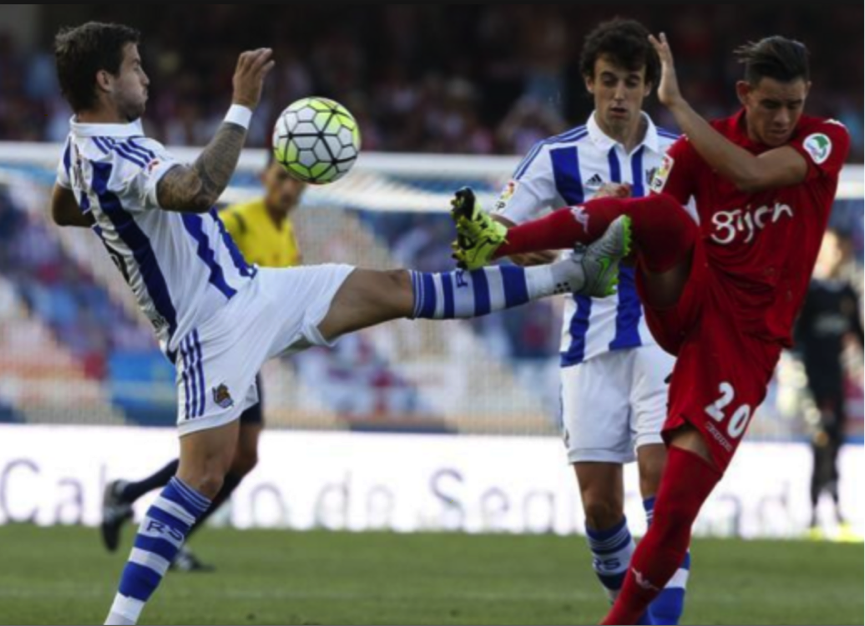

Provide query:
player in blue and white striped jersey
left=494, top=20, right=693, bottom=625
left=51, top=23, right=630, bottom=626
left=56, top=120, right=258, bottom=360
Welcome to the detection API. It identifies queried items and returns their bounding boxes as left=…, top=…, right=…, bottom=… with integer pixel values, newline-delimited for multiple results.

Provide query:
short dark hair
left=54, top=22, right=141, bottom=113
left=580, top=19, right=660, bottom=87
left=735, top=36, right=810, bottom=85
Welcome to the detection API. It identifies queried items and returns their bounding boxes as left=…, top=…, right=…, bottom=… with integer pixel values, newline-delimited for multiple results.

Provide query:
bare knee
left=575, top=464, right=625, bottom=531
left=583, top=497, right=625, bottom=531
left=177, top=445, right=234, bottom=499
left=179, top=464, right=227, bottom=500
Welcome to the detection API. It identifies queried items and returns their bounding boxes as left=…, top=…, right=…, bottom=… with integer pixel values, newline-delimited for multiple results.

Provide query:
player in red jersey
left=450, top=34, right=850, bottom=624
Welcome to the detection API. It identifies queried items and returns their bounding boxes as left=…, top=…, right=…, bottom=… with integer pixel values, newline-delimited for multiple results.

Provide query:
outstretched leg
left=456, top=193, right=699, bottom=311
left=318, top=217, right=630, bottom=341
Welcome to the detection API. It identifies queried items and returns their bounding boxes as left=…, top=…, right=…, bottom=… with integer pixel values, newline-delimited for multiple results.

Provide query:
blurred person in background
left=795, top=229, right=864, bottom=540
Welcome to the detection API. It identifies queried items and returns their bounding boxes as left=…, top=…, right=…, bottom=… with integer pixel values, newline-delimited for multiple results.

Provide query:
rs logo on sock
left=145, top=520, right=185, bottom=543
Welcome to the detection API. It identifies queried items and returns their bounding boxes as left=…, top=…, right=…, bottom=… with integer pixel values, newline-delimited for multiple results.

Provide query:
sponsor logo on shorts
left=212, top=384, right=234, bottom=410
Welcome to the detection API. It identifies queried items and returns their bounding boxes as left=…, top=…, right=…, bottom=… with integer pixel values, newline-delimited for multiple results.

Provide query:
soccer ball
left=272, top=97, right=361, bottom=184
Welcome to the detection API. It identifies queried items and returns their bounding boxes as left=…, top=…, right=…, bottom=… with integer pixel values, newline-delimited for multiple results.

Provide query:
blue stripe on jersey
left=62, top=141, right=72, bottom=181
left=562, top=297, right=593, bottom=366
left=514, top=127, right=587, bottom=180
left=125, top=138, right=157, bottom=161
left=79, top=190, right=92, bottom=215
left=551, top=143, right=594, bottom=368
left=212, top=210, right=257, bottom=279
left=630, top=147, right=646, bottom=198
left=181, top=214, right=238, bottom=300
left=514, top=143, right=546, bottom=180
left=609, top=267, right=642, bottom=351
left=608, top=148, right=623, bottom=184
left=97, top=136, right=150, bottom=168
left=92, top=162, right=178, bottom=340
left=606, top=148, right=644, bottom=352
left=113, top=142, right=148, bottom=168
left=551, top=147, right=585, bottom=205
left=92, top=137, right=110, bottom=154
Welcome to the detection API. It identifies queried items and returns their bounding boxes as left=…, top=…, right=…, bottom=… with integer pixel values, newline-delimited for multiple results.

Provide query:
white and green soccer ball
left=272, top=97, right=361, bottom=184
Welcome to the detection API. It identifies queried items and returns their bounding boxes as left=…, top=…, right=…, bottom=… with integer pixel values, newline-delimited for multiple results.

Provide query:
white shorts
left=174, top=265, right=355, bottom=436
left=561, top=346, right=675, bottom=465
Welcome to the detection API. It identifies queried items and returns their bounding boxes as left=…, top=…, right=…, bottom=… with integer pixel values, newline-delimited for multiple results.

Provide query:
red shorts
left=637, top=239, right=783, bottom=473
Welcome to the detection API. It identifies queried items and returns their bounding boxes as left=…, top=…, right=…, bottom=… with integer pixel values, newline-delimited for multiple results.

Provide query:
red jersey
left=652, top=110, right=851, bottom=347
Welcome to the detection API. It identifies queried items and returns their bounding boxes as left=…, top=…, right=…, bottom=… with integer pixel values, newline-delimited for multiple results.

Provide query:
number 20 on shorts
left=705, top=382, right=753, bottom=440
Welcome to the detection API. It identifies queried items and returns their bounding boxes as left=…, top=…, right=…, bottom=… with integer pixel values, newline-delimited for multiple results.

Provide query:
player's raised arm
left=650, top=33, right=810, bottom=193
left=157, top=48, right=275, bottom=213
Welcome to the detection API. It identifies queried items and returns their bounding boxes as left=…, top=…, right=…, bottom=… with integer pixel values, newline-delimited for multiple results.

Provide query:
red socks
left=495, top=195, right=698, bottom=275
left=602, top=447, right=722, bottom=625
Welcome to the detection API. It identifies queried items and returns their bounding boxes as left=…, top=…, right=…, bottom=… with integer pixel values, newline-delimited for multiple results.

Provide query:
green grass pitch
left=0, top=525, right=861, bottom=625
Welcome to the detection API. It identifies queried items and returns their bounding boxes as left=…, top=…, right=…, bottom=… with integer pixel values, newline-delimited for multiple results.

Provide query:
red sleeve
left=789, top=120, right=851, bottom=183
left=649, top=136, right=698, bottom=205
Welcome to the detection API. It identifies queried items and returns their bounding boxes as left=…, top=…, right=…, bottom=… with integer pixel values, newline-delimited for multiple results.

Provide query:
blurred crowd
left=0, top=5, right=862, bottom=160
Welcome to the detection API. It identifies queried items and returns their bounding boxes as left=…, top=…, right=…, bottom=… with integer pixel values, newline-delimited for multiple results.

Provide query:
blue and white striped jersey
left=495, top=112, right=680, bottom=367
left=56, top=118, right=257, bottom=358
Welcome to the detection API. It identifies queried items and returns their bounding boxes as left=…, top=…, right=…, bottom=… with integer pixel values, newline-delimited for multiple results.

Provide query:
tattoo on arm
left=157, top=122, right=248, bottom=213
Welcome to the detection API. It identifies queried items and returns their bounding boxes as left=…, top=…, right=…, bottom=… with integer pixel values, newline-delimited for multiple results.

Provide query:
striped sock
left=410, top=261, right=580, bottom=320
left=645, top=497, right=690, bottom=625
left=104, top=477, right=211, bottom=625
left=586, top=518, right=654, bottom=626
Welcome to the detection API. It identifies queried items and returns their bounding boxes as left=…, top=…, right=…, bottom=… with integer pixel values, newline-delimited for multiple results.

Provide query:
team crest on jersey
left=649, top=155, right=674, bottom=193
left=803, top=133, right=832, bottom=165
left=495, top=180, right=518, bottom=212
left=212, top=384, right=234, bottom=409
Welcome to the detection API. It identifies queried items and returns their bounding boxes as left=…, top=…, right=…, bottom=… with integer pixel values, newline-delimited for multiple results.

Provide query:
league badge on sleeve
left=803, top=134, right=832, bottom=165
left=495, top=180, right=518, bottom=212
